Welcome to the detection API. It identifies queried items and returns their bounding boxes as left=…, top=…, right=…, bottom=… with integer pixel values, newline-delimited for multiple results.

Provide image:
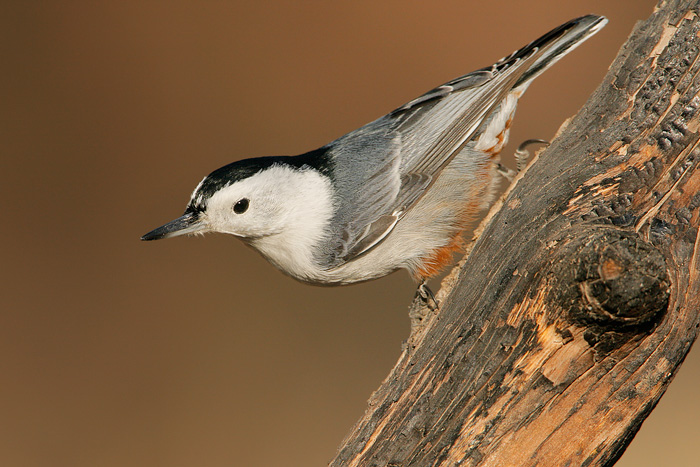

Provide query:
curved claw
left=416, top=281, right=439, bottom=311
left=514, top=138, right=550, bottom=171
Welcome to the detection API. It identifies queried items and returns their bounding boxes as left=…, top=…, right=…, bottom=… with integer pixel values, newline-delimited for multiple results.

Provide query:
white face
left=202, top=168, right=286, bottom=238
left=197, top=165, right=335, bottom=242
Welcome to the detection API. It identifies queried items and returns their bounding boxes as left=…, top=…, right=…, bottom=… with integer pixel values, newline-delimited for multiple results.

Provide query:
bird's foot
left=497, top=138, right=550, bottom=181
left=496, top=163, right=517, bottom=182
left=409, top=280, right=439, bottom=339
left=416, top=280, right=439, bottom=311
left=514, top=138, right=549, bottom=172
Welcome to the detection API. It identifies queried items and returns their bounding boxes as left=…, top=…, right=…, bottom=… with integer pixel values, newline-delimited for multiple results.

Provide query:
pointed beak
left=141, top=211, right=206, bottom=241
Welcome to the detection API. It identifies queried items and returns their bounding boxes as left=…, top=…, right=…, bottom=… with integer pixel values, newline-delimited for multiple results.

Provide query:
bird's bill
left=141, top=212, right=206, bottom=241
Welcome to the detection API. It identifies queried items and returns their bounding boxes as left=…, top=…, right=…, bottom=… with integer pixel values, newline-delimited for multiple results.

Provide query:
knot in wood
left=551, top=229, right=670, bottom=331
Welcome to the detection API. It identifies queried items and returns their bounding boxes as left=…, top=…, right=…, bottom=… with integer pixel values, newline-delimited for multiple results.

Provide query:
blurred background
left=2, top=1, right=695, bottom=466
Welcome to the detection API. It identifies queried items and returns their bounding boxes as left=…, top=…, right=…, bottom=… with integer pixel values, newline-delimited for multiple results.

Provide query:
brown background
left=2, top=1, right=697, bottom=466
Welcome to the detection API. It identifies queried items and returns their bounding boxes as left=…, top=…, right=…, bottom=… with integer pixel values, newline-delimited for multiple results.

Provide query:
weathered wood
left=330, top=1, right=700, bottom=466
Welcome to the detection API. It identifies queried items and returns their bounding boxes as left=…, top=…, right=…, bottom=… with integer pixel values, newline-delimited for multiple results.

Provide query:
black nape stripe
left=188, top=146, right=335, bottom=210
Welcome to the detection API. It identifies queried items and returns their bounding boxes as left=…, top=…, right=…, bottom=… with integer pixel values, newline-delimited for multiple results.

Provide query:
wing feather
left=315, top=15, right=606, bottom=268
left=322, top=59, right=531, bottom=266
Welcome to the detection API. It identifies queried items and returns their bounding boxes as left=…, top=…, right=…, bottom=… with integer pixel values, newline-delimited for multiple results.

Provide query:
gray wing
left=318, top=15, right=606, bottom=268
left=324, top=124, right=404, bottom=262
left=321, top=60, right=528, bottom=266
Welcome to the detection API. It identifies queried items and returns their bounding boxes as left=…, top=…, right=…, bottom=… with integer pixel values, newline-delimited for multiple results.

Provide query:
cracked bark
left=330, top=1, right=700, bottom=466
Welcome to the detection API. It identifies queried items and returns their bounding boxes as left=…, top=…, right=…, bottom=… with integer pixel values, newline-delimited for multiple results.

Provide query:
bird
left=142, top=15, right=607, bottom=295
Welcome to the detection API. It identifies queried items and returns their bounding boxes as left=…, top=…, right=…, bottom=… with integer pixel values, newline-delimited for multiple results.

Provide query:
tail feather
left=392, top=15, right=607, bottom=116
left=506, top=15, right=608, bottom=88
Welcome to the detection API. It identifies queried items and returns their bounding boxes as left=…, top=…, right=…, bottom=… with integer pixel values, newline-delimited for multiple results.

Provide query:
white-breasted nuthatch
left=142, top=15, right=607, bottom=289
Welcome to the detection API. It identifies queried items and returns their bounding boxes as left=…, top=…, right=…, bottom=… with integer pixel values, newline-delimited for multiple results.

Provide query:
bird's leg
left=409, top=279, right=439, bottom=338
left=416, top=280, right=439, bottom=311
left=497, top=138, right=550, bottom=181
left=514, top=138, right=550, bottom=171
left=496, top=163, right=517, bottom=182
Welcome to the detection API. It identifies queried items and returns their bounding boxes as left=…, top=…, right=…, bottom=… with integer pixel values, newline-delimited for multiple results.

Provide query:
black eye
left=233, top=198, right=249, bottom=214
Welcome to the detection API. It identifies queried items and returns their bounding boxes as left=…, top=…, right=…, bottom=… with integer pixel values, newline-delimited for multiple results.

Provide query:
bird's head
left=141, top=157, right=334, bottom=244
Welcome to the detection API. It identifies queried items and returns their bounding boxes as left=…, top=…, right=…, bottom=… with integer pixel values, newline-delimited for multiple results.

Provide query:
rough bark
left=331, top=1, right=700, bottom=466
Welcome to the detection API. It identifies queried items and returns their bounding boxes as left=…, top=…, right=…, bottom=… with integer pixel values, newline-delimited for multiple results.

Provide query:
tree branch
left=330, top=1, right=700, bottom=465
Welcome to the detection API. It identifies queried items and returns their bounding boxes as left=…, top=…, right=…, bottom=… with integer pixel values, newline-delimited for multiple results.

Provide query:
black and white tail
left=504, top=15, right=608, bottom=89
left=394, top=15, right=607, bottom=115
